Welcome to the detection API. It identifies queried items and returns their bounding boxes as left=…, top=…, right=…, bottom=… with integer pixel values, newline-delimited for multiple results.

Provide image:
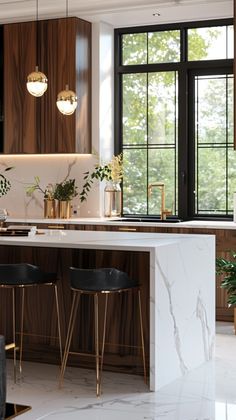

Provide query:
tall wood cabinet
left=3, top=17, right=91, bottom=154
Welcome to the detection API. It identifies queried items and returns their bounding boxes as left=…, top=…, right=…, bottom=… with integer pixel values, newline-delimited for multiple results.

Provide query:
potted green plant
left=26, top=177, right=56, bottom=218
left=54, top=179, right=78, bottom=218
left=80, top=154, right=123, bottom=217
left=216, top=254, right=236, bottom=306
left=216, top=253, right=236, bottom=333
left=26, top=177, right=78, bottom=219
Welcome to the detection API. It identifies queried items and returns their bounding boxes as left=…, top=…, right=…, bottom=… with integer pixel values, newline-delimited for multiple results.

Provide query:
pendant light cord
left=66, top=0, right=69, bottom=89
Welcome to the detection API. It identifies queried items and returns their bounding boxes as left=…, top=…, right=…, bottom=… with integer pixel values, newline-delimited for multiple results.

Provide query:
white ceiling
left=0, top=0, right=233, bottom=27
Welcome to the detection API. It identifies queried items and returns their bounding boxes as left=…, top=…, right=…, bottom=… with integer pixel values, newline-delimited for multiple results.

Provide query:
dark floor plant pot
left=0, top=336, right=6, bottom=420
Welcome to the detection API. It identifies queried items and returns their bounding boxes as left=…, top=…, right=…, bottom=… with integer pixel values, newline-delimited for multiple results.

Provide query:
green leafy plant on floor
left=216, top=253, right=236, bottom=306
left=79, top=154, right=123, bottom=202
left=0, top=167, right=14, bottom=197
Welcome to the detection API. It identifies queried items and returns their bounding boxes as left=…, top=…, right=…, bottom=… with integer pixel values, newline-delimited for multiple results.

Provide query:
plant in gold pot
left=54, top=179, right=78, bottom=219
left=26, top=177, right=56, bottom=218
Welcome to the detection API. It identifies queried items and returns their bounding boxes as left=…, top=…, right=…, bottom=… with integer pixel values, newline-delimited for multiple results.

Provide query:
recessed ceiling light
left=153, top=12, right=161, bottom=17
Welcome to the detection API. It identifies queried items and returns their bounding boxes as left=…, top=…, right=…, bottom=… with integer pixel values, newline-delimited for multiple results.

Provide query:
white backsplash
left=0, top=154, right=103, bottom=219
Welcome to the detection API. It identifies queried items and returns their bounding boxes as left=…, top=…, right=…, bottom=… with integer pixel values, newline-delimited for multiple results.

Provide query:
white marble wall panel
left=0, top=155, right=103, bottom=218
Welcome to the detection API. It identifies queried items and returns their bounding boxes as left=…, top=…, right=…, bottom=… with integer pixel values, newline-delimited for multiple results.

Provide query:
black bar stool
left=0, top=263, right=62, bottom=381
left=59, top=267, right=146, bottom=396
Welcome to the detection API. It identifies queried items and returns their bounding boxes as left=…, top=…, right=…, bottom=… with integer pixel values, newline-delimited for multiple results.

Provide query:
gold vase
left=44, top=199, right=56, bottom=219
left=57, top=201, right=71, bottom=219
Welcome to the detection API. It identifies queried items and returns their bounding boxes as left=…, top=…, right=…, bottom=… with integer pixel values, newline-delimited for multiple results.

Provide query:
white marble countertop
left=6, top=216, right=236, bottom=229
left=0, top=229, right=209, bottom=251
left=0, top=229, right=215, bottom=392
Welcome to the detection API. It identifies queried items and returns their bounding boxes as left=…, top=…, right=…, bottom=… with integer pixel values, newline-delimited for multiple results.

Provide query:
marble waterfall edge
left=150, top=235, right=215, bottom=390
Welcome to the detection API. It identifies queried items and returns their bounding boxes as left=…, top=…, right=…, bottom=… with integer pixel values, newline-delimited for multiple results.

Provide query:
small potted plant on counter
left=79, top=154, right=123, bottom=217
left=216, top=253, right=236, bottom=333
left=26, top=177, right=56, bottom=219
left=26, top=177, right=78, bottom=219
left=54, top=178, right=78, bottom=219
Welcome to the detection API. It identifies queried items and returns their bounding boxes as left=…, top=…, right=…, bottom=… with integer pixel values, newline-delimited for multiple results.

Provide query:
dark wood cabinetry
left=3, top=17, right=91, bottom=154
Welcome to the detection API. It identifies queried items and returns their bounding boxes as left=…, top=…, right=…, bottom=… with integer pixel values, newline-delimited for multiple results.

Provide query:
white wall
left=0, top=21, right=114, bottom=219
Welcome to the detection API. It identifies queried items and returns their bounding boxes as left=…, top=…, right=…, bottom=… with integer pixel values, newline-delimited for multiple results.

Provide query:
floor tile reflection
left=6, top=322, right=236, bottom=420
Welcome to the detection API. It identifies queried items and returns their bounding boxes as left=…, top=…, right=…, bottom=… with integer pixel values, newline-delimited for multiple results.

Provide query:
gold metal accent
left=12, top=288, right=16, bottom=383
left=59, top=286, right=147, bottom=396
left=47, top=225, right=65, bottom=229
left=100, top=294, right=108, bottom=377
left=19, top=288, right=25, bottom=373
left=1, top=281, right=62, bottom=380
left=54, top=284, right=63, bottom=362
left=148, top=182, right=172, bottom=220
left=56, top=84, right=78, bottom=116
left=138, top=289, right=147, bottom=383
left=118, top=227, right=137, bottom=232
left=26, top=66, right=48, bottom=97
left=27, top=68, right=48, bottom=84
left=57, top=201, right=71, bottom=219
left=5, top=343, right=16, bottom=351
left=94, top=294, right=100, bottom=396
left=44, top=199, right=56, bottom=219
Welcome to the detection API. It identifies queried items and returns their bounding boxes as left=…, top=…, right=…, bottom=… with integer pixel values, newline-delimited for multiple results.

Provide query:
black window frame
left=114, top=18, right=234, bottom=221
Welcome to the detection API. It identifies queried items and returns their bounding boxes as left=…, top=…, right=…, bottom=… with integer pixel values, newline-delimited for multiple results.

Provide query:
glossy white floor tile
left=5, top=322, right=236, bottom=420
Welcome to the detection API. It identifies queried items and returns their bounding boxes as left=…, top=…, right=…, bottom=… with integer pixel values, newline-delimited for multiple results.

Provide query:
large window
left=115, top=20, right=234, bottom=220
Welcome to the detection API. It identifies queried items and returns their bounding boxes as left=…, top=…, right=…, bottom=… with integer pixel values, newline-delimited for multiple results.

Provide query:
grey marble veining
left=5, top=323, right=236, bottom=420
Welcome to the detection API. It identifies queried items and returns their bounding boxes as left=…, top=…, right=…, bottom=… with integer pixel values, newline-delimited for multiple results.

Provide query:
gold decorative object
left=57, top=201, right=71, bottom=219
left=44, top=199, right=56, bottom=219
left=56, top=85, right=77, bottom=115
left=27, top=66, right=48, bottom=97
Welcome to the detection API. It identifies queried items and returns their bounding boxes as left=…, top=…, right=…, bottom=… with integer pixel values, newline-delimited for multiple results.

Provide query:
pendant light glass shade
left=27, top=66, right=48, bottom=97
left=56, top=85, right=77, bottom=115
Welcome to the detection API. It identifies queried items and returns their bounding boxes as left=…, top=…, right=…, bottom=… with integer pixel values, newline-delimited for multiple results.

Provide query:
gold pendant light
left=56, top=84, right=78, bottom=115
left=26, top=0, right=48, bottom=97
left=56, top=0, right=77, bottom=116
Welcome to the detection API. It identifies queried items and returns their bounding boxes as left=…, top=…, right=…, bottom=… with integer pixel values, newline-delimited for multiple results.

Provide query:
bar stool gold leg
left=100, top=294, right=108, bottom=377
left=59, top=292, right=80, bottom=387
left=12, top=288, right=17, bottom=383
left=19, top=287, right=25, bottom=374
left=94, top=293, right=100, bottom=397
left=138, top=289, right=147, bottom=383
left=54, top=284, right=62, bottom=364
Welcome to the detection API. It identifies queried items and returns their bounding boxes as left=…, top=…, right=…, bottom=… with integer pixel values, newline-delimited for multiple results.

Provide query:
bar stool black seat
left=0, top=263, right=62, bottom=381
left=60, top=267, right=147, bottom=396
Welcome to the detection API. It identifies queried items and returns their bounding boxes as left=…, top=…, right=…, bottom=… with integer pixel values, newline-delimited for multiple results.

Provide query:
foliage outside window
left=115, top=20, right=234, bottom=219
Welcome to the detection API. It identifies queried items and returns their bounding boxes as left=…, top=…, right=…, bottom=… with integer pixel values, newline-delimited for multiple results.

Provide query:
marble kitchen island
left=0, top=230, right=215, bottom=391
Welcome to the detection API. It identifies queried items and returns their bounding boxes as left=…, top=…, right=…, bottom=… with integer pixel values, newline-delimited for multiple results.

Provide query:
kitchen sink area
left=108, top=217, right=183, bottom=223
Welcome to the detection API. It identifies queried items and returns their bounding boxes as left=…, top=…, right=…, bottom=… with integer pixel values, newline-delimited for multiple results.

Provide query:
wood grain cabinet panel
left=3, top=17, right=91, bottom=154
left=4, top=21, right=37, bottom=154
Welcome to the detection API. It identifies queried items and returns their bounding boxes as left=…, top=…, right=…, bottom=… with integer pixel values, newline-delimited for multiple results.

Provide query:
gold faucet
left=148, top=182, right=172, bottom=220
